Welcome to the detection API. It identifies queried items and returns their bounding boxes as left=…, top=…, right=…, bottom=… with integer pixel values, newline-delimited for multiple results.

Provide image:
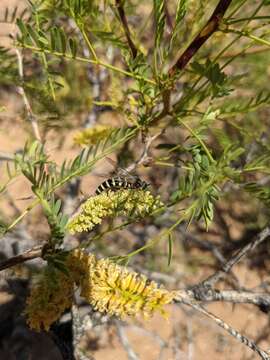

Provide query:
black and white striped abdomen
left=96, top=177, right=128, bottom=195
left=95, top=177, right=149, bottom=195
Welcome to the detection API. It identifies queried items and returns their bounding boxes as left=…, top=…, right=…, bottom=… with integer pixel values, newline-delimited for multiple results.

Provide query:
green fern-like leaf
left=220, top=91, right=270, bottom=117
left=153, top=0, right=165, bottom=47
left=244, top=182, right=270, bottom=207
left=169, top=0, right=187, bottom=50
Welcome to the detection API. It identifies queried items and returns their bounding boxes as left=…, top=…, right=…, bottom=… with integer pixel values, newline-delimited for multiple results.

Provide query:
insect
left=96, top=176, right=149, bottom=195
left=95, top=159, right=149, bottom=195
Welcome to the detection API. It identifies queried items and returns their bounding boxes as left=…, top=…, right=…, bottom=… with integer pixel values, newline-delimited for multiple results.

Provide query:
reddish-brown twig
left=169, top=0, right=233, bottom=75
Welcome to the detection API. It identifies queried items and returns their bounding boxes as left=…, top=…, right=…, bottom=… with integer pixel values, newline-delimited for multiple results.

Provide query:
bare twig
left=174, top=291, right=270, bottom=360
left=0, top=151, right=15, bottom=161
left=0, top=245, right=43, bottom=271
left=211, top=290, right=270, bottom=308
left=247, top=321, right=270, bottom=360
left=72, top=304, right=95, bottom=360
left=199, top=226, right=270, bottom=288
left=169, top=0, right=233, bottom=75
left=126, top=131, right=163, bottom=173
left=128, top=324, right=167, bottom=349
left=221, top=46, right=270, bottom=58
left=150, top=90, right=171, bottom=125
left=15, top=48, right=42, bottom=142
left=190, top=302, right=270, bottom=360
left=173, top=226, right=270, bottom=360
left=72, top=304, right=84, bottom=349
left=180, top=228, right=242, bottom=288
left=115, top=320, right=140, bottom=360
left=180, top=228, right=227, bottom=264
left=115, top=0, right=138, bottom=59
left=181, top=289, right=270, bottom=309
left=151, top=1, right=233, bottom=125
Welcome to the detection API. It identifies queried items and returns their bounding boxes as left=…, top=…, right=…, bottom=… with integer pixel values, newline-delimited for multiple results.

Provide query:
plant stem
left=169, top=0, right=233, bottom=75
left=224, top=28, right=270, bottom=47
left=80, top=25, right=99, bottom=62
left=177, top=117, right=215, bottom=163
left=226, top=16, right=270, bottom=25
left=115, top=0, right=138, bottom=59
left=17, top=43, right=156, bottom=85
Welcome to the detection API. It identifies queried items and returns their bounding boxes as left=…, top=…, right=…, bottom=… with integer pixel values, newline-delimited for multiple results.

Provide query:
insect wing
left=105, top=157, right=138, bottom=182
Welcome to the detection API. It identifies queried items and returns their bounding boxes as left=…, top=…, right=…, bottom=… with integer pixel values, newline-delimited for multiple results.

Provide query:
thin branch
left=72, top=304, right=96, bottom=360
left=189, top=302, right=270, bottom=360
left=15, top=48, right=42, bottom=142
left=170, top=1, right=264, bottom=116
left=0, top=245, right=43, bottom=271
left=150, top=89, right=171, bottom=125
left=180, top=228, right=226, bottom=264
left=128, top=324, right=167, bottom=348
left=79, top=25, right=98, bottom=62
left=115, top=320, right=140, bottom=360
left=17, top=43, right=156, bottom=85
left=177, top=117, right=215, bottom=163
left=207, top=290, right=270, bottom=308
left=200, top=226, right=270, bottom=288
left=126, top=131, right=163, bottom=173
left=180, top=288, right=270, bottom=309
left=249, top=321, right=270, bottom=360
left=174, top=291, right=270, bottom=360
left=224, top=28, right=270, bottom=47
left=151, top=0, right=234, bottom=124
left=220, top=46, right=270, bottom=59
left=169, top=0, right=233, bottom=75
left=115, top=0, right=138, bottom=59
left=0, top=151, right=15, bottom=161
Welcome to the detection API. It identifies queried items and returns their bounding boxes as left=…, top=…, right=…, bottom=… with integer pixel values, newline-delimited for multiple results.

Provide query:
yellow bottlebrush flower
left=73, top=125, right=114, bottom=146
left=66, top=249, right=96, bottom=297
left=68, top=249, right=175, bottom=319
left=25, top=249, right=175, bottom=332
left=25, top=267, right=74, bottom=332
left=67, top=189, right=163, bottom=234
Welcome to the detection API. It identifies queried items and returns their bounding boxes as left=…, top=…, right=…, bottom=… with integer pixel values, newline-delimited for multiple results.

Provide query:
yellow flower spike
left=135, top=277, right=148, bottom=294
left=121, top=273, right=133, bottom=291
left=73, top=125, right=115, bottom=146
left=66, top=248, right=96, bottom=283
left=25, top=249, right=175, bottom=332
left=25, top=267, right=74, bottom=332
left=67, top=189, right=163, bottom=234
left=68, top=249, right=175, bottom=319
